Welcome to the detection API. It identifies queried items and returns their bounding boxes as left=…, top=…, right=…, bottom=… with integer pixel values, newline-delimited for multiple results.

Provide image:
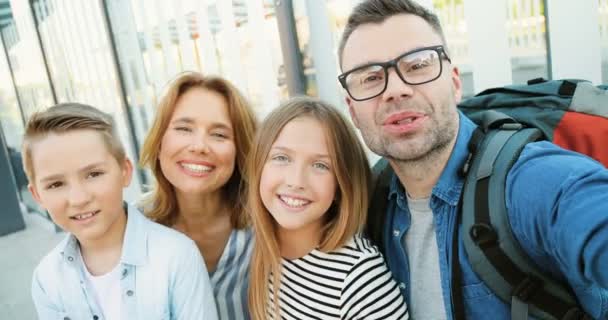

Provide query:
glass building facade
left=1, top=0, right=607, bottom=227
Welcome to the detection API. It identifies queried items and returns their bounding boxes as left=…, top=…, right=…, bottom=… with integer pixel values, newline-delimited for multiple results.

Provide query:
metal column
left=0, top=124, right=26, bottom=236
left=274, top=0, right=305, bottom=96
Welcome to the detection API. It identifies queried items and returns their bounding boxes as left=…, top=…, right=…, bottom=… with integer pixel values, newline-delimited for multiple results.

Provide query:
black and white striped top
left=267, top=235, right=409, bottom=319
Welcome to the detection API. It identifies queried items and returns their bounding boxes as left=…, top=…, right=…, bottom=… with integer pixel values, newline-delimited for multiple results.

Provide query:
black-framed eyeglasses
left=338, top=45, right=451, bottom=101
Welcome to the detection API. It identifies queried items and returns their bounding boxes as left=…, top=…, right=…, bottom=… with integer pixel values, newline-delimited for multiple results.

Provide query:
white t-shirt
left=80, top=253, right=122, bottom=320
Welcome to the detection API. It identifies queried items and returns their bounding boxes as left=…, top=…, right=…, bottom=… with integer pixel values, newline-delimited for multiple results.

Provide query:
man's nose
left=381, top=68, right=414, bottom=103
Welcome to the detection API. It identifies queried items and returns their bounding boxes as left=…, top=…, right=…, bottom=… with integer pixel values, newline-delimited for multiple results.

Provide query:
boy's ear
left=121, top=158, right=134, bottom=187
left=28, top=183, right=42, bottom=205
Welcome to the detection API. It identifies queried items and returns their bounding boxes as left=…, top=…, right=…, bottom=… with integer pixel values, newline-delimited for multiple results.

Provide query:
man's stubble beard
left=361, top=99, right=459, bottom=166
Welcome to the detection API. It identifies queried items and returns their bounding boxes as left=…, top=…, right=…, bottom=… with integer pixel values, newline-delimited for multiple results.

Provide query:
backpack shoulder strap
left=460, top=117, right=591, bottom=320
left=366, top=158, right=393, bottom=255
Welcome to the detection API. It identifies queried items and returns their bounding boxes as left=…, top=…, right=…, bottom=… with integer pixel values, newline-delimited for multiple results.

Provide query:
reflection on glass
left=5, top=1, right=54, bottom=118
left=31, top=0, right=143, bottom=202
left=0, top=31, right=34, bottom=213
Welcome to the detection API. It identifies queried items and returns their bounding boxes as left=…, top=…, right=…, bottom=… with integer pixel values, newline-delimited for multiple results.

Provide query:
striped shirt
left=267, top=235, right=409, bottom=319
left=209, top=227, right=253, bottom=320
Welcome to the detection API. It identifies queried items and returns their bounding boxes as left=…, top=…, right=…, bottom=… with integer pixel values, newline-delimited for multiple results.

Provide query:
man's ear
left=450, top=65, right=463, bottom=104
left=346, top=96, right=360, bottom=128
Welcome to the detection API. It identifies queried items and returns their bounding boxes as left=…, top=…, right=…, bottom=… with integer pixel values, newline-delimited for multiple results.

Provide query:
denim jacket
left=31, top=204, right=218, bottom=320
left=383, top=112, right=608, bottom=319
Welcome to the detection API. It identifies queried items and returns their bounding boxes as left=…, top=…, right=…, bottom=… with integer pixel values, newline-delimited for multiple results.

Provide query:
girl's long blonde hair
left=139, top=72, right=257, bottom=228
left=247, top=97, right=372, bottom=319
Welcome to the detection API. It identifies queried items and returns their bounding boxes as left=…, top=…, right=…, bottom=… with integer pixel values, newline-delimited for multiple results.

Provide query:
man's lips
left=383, top=111, right=426, bottom=125
left=382, top=111, right=428, bottom=134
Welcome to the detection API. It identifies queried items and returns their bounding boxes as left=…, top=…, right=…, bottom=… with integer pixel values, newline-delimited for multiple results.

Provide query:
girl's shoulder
left=311, top=234, right=382, bottom=266
left=334, top=233, right=381, bottom=257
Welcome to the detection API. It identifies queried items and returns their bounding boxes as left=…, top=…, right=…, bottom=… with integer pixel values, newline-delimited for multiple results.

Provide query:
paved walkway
left=0, top=210, right=64, bottom=319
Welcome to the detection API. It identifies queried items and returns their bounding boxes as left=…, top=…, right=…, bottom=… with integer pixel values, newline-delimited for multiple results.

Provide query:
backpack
left=367, top=79, right=608, bottom=320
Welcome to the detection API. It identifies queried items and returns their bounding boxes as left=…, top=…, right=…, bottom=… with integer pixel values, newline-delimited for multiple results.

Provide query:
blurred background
left=1, top=0, right=607, bottom=318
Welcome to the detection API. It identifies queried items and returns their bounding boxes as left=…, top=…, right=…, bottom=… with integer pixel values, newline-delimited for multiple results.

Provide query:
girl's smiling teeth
left=180, top=162, right=213, bottom=173
left=279, top=195, right=311, bottom=208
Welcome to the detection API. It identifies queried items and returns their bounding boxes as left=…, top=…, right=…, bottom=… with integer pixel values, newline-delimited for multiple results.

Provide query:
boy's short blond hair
left=22, top=103, right=126, bottom=182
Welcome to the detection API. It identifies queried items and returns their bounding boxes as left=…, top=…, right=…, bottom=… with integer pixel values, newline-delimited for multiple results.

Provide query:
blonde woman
left=247, top=96, right=409, bottom=319
left=140, top=72, right=256, bottom=320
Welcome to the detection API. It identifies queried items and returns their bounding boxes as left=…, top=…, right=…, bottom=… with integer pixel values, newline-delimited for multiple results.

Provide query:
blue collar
left=388, top=111, right=477, bottom=206
left=60, top=203, right=148, bottom=266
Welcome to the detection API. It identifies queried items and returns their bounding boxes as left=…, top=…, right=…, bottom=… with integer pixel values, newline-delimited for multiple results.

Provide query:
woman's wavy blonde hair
left=140, top=72, right=257, bottom=228
left=247, top=96, right=372, bottom=319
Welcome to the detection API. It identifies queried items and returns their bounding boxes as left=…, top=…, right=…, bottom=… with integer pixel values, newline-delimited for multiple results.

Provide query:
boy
left=23, top=103, right=218, bottom=320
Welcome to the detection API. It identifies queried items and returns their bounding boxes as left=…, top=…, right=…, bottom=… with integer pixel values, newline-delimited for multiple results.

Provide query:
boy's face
left=28, top=130, right=132, bottom=244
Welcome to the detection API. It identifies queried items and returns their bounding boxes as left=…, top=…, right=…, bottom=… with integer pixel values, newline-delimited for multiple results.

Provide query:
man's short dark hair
left=338, top=0, right=447, bottom=69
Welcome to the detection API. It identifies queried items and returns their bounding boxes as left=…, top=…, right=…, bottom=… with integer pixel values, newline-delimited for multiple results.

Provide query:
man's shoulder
left=512, top=140, right=605, bottom=178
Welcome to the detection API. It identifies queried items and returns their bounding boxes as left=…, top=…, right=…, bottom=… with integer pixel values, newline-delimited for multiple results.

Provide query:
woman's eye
left=211, top=132, right=228, bottom=139
left=313, top=162, right=330, bottom=171
left=175, top=126, right=192, bottom=132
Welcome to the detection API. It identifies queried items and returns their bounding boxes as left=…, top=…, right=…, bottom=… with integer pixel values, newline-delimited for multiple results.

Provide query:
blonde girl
left=248, top=96, right=409, bottom=319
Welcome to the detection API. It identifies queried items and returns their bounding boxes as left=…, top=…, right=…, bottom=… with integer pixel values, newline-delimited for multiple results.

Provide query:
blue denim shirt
left=31, top=204, right=218, bottom=320
left=383, top=112, right=608, bottom=319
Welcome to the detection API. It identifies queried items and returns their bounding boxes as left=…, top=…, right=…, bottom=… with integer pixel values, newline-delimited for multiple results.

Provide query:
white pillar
left=244, top=0, right=280, bottom=116
left=463, top=0, right=513, bottom=92
left=546, top=0, right=602, bottom=83
left=216, top=0, right=247, bottom=92
left=195, top=0, right=219, bottom=75
left=175, top=0, right=197, bottom=71
left=136, top=0, right=165, bottom=92
left=305, top=1, right=342, bottom=108
left=154, top=0, right=178, bottom=77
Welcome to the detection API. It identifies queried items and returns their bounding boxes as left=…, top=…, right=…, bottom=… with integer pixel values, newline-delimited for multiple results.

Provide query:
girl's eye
left=313, top=162, right=330, bottom=171
left=271, top=155, right=289, bottom=163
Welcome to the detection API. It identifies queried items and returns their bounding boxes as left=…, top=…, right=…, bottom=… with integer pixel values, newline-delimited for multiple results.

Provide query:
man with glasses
left=338, top=1, right=608, bottom=319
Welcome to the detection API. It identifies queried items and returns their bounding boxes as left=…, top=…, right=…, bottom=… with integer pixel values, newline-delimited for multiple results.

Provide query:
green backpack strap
left=459, top=112, right=592, bottom=320
left=366, top=158, right=393, bottom=255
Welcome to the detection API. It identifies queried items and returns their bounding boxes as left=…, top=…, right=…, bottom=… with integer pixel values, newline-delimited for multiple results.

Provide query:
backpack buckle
left=512, top=275, right=542, bottom=302
left=469, top=223, right=498, bottom=249
left=499, top=122, right=523, bottom=130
